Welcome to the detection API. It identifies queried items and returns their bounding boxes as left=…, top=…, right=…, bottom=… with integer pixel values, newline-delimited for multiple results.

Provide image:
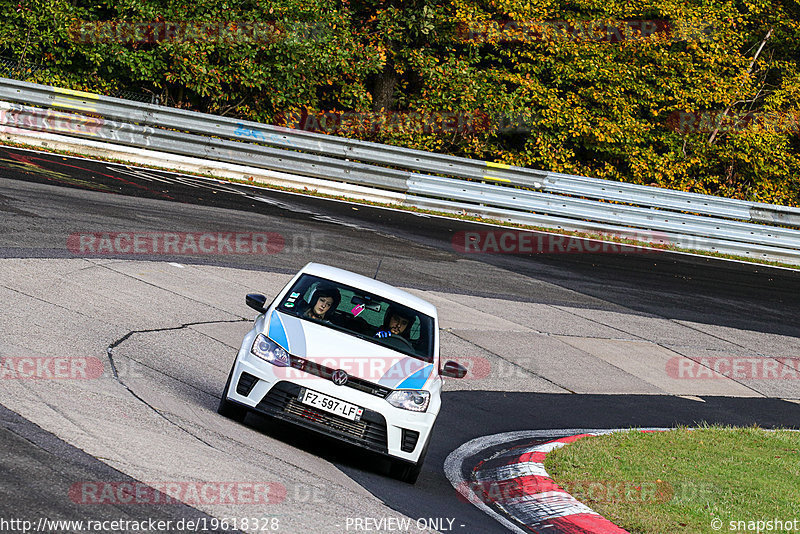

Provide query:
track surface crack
left=106, top=318, right=249, bottom=449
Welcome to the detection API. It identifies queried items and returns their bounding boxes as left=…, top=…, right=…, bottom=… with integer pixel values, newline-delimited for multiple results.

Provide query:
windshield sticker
left=285, top=291, right=301, bottom=308
left=351, top=303, right=365, bottom=317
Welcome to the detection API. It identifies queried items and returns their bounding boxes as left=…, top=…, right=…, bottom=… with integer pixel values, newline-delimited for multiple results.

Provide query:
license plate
left=298, top=388, right=364, bottom=421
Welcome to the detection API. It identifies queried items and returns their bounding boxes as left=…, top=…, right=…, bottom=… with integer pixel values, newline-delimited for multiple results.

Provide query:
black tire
left=217, top=365, right=248, bottom=422
left=389, top=435, right=430, bottom=484
left=390, top=458, right=424, bottom=484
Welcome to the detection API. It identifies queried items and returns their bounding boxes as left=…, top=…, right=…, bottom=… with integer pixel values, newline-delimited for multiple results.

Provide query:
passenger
left=375, top=306, right=414, bottom=339
left=303, top=284, right=340, bottom=322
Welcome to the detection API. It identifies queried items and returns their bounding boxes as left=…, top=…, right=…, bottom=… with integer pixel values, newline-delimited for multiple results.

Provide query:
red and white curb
left=445, top=429, right=666, bottom=534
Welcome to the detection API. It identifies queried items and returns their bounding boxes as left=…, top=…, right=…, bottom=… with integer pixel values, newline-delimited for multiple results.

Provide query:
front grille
left=345, top=376, right=392, bottom=398
left=401, top=429, right=419, bottom=453
left=288, top=356, right=391, bottom=398
left=256, top=381, right=388, bottom=453
left=283, top=397, right=367, bottom=436
left=236, top=372, right=258, bottom=396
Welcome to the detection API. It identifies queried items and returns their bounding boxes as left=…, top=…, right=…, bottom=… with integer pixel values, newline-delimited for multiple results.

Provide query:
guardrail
left=1, top=76, right=800, bottom=265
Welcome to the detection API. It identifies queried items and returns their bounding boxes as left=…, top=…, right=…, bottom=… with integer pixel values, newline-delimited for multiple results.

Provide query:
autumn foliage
left=1, top=0, right=798, bottom=205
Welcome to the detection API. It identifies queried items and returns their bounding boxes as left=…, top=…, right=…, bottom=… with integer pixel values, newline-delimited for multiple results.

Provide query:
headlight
left=386, top=390, right=430, bottom=412
left=251, top=334, right=290, bottom=367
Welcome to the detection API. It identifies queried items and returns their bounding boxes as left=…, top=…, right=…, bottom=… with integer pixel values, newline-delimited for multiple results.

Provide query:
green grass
left=544, top=426, right=800, bottom=533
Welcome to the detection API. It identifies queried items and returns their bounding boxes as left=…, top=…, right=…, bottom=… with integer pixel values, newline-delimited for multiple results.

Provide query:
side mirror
left=246, top=293, right=268, bottom=313
left=441, top=360, right=467, bottom=379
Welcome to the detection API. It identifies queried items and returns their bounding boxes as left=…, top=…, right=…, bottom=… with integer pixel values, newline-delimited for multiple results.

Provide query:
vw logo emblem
left=331, top=369, right=348, bottom=386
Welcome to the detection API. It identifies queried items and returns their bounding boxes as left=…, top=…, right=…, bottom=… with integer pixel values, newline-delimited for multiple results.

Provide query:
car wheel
left=389, top=435, right=430, bottom=484
left=390, top=458, right=424, bottom=484
left=217, top=365, right=248, bottom=422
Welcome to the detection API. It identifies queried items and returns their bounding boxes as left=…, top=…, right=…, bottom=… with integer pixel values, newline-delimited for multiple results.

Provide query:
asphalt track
left=0, top=404, right=237, bottom=533
left=1, top=144, right=799, bottom=533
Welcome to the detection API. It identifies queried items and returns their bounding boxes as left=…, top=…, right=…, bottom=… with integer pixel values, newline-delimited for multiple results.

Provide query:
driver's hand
left=375, top=330, right=392, bottom=338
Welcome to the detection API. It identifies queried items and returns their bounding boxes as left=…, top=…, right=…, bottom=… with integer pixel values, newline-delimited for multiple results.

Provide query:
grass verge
left=544, top=426, right=800, bottom=533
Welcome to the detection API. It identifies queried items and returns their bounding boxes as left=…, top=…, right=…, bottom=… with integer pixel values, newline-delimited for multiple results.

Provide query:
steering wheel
left=382, top=334, right=414, bottom=350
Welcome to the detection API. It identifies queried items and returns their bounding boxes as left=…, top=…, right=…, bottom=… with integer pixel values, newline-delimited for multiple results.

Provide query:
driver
left=303, top=284, right=340, bottom=322
left=375, top=306, right=414, bottom=339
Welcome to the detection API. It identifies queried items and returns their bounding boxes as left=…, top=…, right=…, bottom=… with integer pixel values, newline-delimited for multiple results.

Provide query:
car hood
left=264, top=310, right=434, bottom=390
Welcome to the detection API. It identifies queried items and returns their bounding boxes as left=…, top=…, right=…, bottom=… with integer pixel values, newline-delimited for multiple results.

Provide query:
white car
left=218, top=262, right=466, bottom=483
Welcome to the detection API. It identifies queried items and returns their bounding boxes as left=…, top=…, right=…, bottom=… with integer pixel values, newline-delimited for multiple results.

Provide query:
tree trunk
left=372, top=54, right=397, bottom=112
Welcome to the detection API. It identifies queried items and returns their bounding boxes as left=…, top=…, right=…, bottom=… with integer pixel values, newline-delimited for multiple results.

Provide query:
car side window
left=408, top=317, right=421, bottom=342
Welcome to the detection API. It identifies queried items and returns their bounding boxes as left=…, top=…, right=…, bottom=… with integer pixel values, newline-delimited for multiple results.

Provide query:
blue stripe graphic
left=396, top=364, right=432, bottom=390
left=268, top=310, right=290, bottom=351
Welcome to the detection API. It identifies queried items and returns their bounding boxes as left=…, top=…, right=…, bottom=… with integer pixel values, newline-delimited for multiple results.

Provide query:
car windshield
left=277, top=274, right=435, bottom=362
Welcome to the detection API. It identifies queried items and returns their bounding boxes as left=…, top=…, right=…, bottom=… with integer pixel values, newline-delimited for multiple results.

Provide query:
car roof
left=300, top=262, right=437, bottom=318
